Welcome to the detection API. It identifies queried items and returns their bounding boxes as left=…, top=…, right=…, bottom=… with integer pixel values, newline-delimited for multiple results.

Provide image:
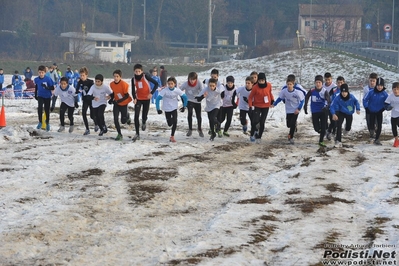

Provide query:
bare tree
left=129, top=0, right=134, bottom=35
left=92, top=0, right=96, bottom=31
left=151, top=0, right=165, bottom=51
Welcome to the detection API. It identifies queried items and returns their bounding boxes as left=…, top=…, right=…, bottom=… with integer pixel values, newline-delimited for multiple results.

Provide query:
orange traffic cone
left=0, top=105, right=6, bottom=128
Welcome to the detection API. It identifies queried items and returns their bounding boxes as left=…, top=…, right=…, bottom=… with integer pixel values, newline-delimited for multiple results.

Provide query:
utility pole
left=392, top=0, right=395, bottom=44
left=310, top=0, right=312, bottom=45
left=207, top=0, right=212, bottom=62
left=143, top=0, right=146, bottom=40
left=118, top=0, right=121, bottom=32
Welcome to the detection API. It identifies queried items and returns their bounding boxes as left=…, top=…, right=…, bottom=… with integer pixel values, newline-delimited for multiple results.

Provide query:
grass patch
left=210, top=142, right=247, bottom=152
left=301, top=157, right=314, bottom=167
left=324, top=183, right=344, bottom=193
left=252, top=151, right=274, bottom=159
left=15, top=197, right=37, bottom=204
left=121, top=167, right=178, bottom=182
left=237, top=196, right=271, bottom=204
left=166, top=246, right=237, bottom=264
left=362, top=217, right=391, bottom=241
left=286, top=188, right=301, bottom=195
left=285, top=195, right=354, bottom=213
left=270, top=245, right=290, bottom=253
left=126, top=158, right=147, bottom=163
left=313, top=231, right=342, bottom=250
left=128, top=184, right=165, bottom=204
left=290, top=173, right=300, bottom=178
left=386, top=197, right=399, bottom=204
left=67, top=168, right=104, bottom=181
left=175, top=153, right=211, bottom=162
left=248, top=224, right=277, bottom=244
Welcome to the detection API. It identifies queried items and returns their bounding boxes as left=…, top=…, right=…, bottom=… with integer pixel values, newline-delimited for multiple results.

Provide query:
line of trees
left=0, top=0, right=396, bottom=60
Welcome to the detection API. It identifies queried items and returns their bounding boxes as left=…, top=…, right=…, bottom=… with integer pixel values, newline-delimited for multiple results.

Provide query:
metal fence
left=312, top=41, right=399, bottom=68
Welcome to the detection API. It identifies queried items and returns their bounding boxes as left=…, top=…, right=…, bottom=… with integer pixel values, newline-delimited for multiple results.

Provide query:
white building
left=60, top=32, right=139, bottom=63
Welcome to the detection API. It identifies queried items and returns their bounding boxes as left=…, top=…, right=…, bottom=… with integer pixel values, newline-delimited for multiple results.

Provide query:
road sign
left=384, top=24, right=392, bottom=32
left=365, top=24, right=371, bottom=30
left=385, top=32, right=391, bottom=40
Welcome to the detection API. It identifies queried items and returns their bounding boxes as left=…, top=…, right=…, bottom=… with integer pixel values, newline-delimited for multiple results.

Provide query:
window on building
left=305, top=21, right=310, bottom=27
left=103, top=41, right=109, bottom=47
left=118, top=42, right=123, bottom=47
left=96, top=41, right=102, bottom=47
left=312, top=20, right=318, bottom=30
left=111, top=41, right=116, bottom=47
left=345, top=20, right=351, bottom=30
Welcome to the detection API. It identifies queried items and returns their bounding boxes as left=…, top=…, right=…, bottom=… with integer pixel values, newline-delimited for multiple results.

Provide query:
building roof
left=60, top=32, right=139, bottom=42
left=299, top=4, right=363, bottom=17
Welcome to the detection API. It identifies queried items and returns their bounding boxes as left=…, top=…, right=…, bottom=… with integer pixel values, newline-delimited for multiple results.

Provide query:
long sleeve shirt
left=330, top=94, right=360, bottom=115
left=248, top=82, right=274, bottom=108
left=273, top=88, right=305, bottom=114
left=363, top=88, right=388, bottom=113
left=54, top=84, right=77, bottom=107
left=304, top=87, right=330, bottom=114
left=156, top=87, right=187, bottom=112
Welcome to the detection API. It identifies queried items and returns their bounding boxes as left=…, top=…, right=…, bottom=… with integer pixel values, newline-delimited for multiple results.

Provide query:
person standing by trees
left=150, top=68, right=162, bottom=104
left=65, top=65, right=74, bottom=85
left=126, top=49, right=132, bottom=64
left=49, top=65, right=60, bottom=111
left=23, top=67, right=33, bottom=80
left=159, top=65, right=167, bottom=87
left=12, top=70, right=24, bottom=98
left=0, top=68, right=4, bottom=92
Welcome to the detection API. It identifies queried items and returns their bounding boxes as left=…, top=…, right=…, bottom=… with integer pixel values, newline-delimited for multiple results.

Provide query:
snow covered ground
left=0, top=49, right=399, bottom=265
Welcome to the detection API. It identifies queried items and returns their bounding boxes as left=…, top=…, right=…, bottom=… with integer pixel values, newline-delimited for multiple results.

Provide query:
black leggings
left=187, top=101, right=202, bottom=130
left=335, top=112, right=353, bottom=142
left=113, top=104, right=129, bottom=135
left=311, top=111, right=328, bottom=143
left=250, top=107, right=269, bottom=138
left=286, top=113, right=299, bottom=138
left=37, top=97, right=51, bottom=124
left=327, top=112, right=336, bottom=133
left=94, top=104, right=107, bottom=130
left=134, top=99, right=150, bottom=134
left=239, top=110, right=250, bottom=126
left=218, top=106, right=234, bottom=132
left=82, top=100, right=97, bottom=130
left=391, top=117, right=399, bottom=137
left=207, top=108, right=220, bottom=133
left=369, top=110, right=384, bottom=140
left=165, top=109, right=178, bottom=136
left=59, top=102, right=74, bottom=126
